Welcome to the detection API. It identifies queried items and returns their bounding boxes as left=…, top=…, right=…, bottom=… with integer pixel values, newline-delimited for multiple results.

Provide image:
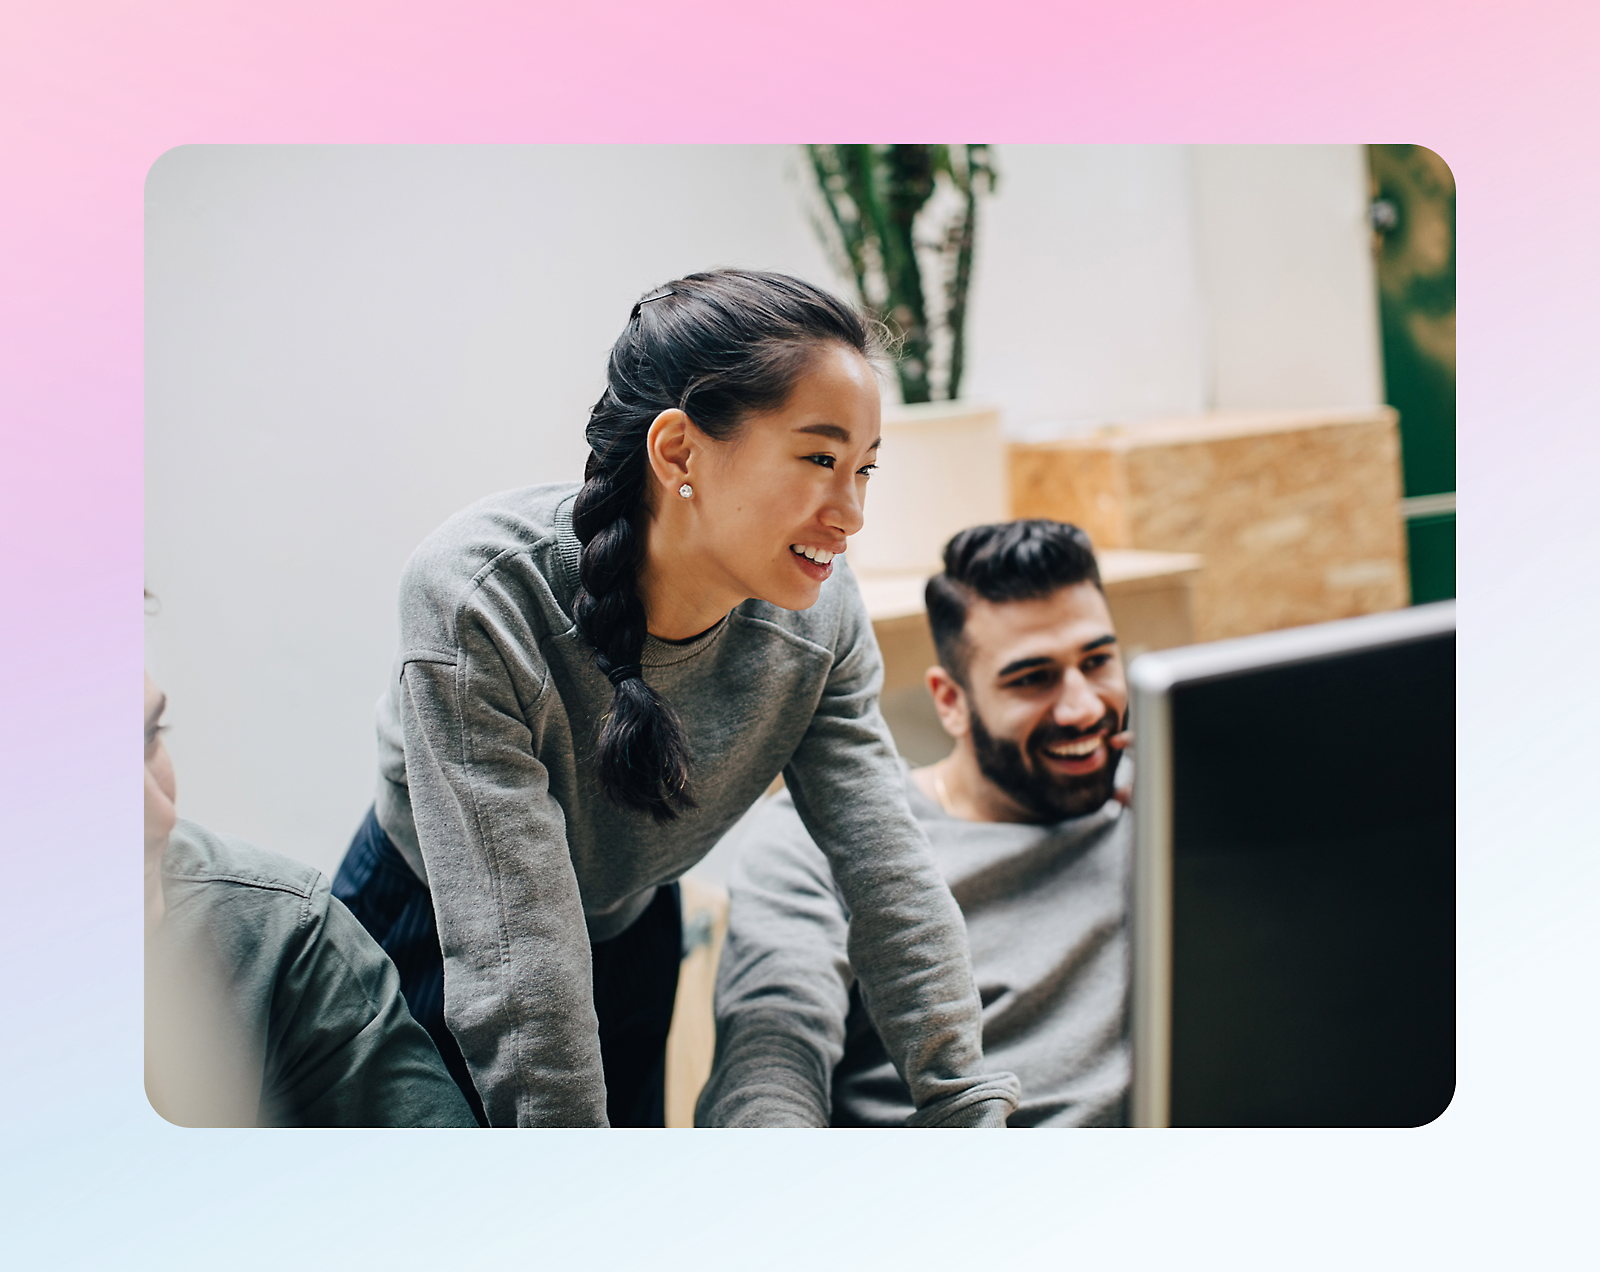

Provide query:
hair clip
left=631, top=288, right=675, bottom=319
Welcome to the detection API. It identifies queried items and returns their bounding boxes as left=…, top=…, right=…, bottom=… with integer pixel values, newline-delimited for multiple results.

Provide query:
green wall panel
left=1406, top=513, right=1456, bottom=604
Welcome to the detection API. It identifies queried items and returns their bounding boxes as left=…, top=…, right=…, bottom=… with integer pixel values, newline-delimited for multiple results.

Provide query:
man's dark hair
left=925, top=519, right=1102, bottom=684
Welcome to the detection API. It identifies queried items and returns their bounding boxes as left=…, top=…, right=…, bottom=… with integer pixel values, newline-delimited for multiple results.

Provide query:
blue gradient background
left=1, top=0, right=1595, bottom=1265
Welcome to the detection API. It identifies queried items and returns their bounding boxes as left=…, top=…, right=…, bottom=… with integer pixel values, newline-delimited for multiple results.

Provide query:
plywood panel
left=1008, top=409, right=1406, bottom=640
left=1010, top=444, right=1131, bottom=547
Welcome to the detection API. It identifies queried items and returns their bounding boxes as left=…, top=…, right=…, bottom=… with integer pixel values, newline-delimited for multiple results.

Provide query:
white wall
left=1191, top=144, right=1384, bottom=411
left=968, top=144, right=1383, bottom=435
left=965, top=145, right=1210, bottom=432
left=145, top=144, right=1381, bottom=875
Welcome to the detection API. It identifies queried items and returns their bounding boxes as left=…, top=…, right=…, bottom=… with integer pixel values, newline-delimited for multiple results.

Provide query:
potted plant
left=804, top=144, right=1005, bottom=574
left=806, top=144, right=995, bottom=404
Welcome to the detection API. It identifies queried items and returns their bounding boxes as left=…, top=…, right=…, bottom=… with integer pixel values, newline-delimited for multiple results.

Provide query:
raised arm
left=696, top=795, right=855, bottom=1127
left=399, top=602, right=608, bottom=1127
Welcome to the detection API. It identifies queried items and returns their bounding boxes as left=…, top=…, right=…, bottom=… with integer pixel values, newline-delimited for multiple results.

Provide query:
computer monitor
left=1129, top=602, right=1455, bottom=1127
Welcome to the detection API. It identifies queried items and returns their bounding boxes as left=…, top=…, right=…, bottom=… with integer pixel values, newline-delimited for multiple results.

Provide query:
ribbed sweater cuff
left=906, top=1075, right=1021, bottom=1128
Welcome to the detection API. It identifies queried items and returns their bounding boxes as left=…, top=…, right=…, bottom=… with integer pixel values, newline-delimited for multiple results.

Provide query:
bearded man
left=697, top=519, right=1134, bottom=1128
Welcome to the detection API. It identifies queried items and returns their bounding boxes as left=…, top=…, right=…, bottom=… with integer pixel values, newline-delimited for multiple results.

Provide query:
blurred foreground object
left=147, top=821, right=480, bottom=1128
left=1010, top=407, right=1407, bottom=641
left=145, top=667, right=474, bottom=1127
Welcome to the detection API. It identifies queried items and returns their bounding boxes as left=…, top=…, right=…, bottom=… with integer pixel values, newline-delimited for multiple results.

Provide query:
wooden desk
left=663, top=877, right=729, bottom=1128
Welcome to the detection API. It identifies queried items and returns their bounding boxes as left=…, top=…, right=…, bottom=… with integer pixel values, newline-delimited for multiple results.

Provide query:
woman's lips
left=790, top=551, right=834, bottom=583
left=789, top=542, right=839, bottom=583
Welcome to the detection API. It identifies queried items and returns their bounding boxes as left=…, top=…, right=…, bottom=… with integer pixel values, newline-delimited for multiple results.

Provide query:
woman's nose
left=826, top=475, right=866, bottom=538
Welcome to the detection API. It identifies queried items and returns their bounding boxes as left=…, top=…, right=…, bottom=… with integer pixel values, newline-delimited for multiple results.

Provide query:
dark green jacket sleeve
left=263, top=882, right=478, bottom=1128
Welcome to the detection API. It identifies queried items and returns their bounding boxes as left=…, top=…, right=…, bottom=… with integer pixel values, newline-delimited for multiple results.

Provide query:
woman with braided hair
left=333, top=269, right=1020, bottom=1127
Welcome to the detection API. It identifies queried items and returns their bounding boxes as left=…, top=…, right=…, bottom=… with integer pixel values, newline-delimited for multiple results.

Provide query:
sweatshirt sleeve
left=759, top=574, right=1019, bottom=1128
left=696, top=798, right=855, bottom=1127
left=398, top=602, right=609, bottom=1127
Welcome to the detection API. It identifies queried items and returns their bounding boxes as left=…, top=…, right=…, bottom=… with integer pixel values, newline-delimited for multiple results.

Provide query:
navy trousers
left=332, top=808, right=681, bottom=1127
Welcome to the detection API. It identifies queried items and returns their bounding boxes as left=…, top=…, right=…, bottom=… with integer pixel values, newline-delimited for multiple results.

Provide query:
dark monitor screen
left=1133, top=605, right=1455, bottom=1127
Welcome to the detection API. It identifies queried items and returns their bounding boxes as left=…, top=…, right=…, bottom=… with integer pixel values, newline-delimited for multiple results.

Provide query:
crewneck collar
left=642, top=615, right=731, bottom=668
left=552, top=491, right=584, bottom=602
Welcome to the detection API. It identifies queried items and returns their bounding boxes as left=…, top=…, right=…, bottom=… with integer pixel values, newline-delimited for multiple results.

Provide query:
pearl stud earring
left=679, top=484, right=694, bottom=499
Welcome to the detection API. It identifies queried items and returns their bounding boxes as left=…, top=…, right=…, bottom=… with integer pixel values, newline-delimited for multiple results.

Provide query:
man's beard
left=968, top=702, right=1122, bottom=822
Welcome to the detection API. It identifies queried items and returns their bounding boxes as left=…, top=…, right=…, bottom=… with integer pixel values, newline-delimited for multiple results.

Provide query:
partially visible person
left=698, top=520, right=1133, bottom=1128
left=144, top=670, right=477, bottom=1127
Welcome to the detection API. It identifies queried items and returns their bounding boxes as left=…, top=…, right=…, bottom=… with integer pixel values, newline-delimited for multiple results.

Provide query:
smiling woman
left=331, top=269, right=1019, bottom=1129
left=576, top=277, right=884, bottom=817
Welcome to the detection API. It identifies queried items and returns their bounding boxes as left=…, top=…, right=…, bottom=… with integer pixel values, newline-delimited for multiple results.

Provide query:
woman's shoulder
left=397, top=481, right=583, bottom=640
left=411, top=481, right=582, bottom=574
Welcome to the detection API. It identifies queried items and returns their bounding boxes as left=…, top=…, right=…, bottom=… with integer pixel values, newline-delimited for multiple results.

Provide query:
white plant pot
left=846, top=399, right=1008, bottom=576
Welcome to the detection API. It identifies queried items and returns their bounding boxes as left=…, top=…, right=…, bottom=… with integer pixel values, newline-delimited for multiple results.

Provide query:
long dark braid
left=571, top=270, right=878, bottom=820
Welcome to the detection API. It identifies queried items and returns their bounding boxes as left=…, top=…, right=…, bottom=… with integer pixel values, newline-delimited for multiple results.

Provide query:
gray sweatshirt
left=147, top=820, right=478, bottom=1127
left=698, top=772, right=1131, bottom=1128
left=373, top=482, right=1019, bottom=1128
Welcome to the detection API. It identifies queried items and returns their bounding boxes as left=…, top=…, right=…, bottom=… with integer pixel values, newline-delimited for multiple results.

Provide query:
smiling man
left=697, top=520, right=1133, bottom=1127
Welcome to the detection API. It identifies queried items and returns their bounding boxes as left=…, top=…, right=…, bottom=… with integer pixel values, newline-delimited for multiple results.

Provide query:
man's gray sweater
left=698, top=772, right=1131, bottom=1127
left=372, top=482, right=1018, bottom=1127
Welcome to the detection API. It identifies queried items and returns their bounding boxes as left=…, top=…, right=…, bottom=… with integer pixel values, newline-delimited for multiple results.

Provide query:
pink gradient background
left=3, top=0, right=1597, bottom=1264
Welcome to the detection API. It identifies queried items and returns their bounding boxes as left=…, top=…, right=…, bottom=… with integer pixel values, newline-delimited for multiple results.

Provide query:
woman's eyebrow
left=794, top=422, right=881, bottom=449
left=146, top=693, right=167, bottom=733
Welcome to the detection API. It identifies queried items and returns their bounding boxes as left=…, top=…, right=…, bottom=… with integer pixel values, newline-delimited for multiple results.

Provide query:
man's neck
left=912, top=745, right=1037, bottom=824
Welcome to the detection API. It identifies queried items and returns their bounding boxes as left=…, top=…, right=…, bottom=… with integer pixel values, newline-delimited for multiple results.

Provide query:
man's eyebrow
left=997, top=637, right=1117, bottom=680
left=997, top=656, right=1054, bottom=679
left=795, top=423, right=881, bottom=449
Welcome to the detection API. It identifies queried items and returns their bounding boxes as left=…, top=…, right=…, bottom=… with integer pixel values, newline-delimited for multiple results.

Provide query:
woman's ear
left=644, top=408, right=693, bottom=494
left=926, top=665, right=970, bottom=741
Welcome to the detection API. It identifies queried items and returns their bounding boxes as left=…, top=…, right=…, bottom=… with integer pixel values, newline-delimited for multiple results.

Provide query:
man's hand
left=1109, top=728, right=1134, bottom=807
